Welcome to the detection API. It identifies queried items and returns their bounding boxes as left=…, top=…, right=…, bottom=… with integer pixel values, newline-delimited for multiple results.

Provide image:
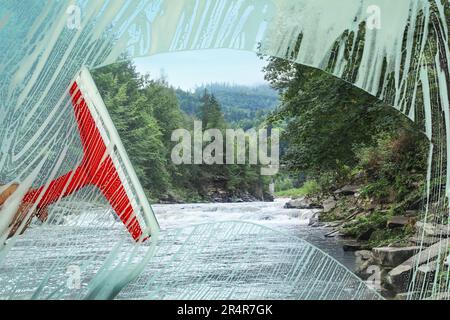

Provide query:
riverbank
left=157, top=193, right=447, bottom=299
left=281, top=185, right=450, bottom=299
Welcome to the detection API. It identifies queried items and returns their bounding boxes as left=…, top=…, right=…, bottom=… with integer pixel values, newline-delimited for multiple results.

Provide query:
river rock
left=262, top=192, right=275, bottom=202
left=394, top=291, right=424, bottom=300
left=322, top=197, right=337, bottom=213
left=284, top=197, right=323, bottom=209
left=324, top=229, right=342, bottom=238
left=355, top=250, right=373, bottom=261
left=159, top=193, right=184, bottom=204
left=394, top=292, right=413, bottom=300
left=429, top=292, right=450, bottom=300
left=308, top=211, right=323, bottom=227
left=341, top=240, right=370, bottom=252
left=387, top=264, right=412, bottom=292
left=404, top=210, right=419, bottom=217
left=416, top=222, right=450, bottom=237
left=325, top=222, right=342, bottom=228
left=387, top=216, right=411, bottom=229
left=354, top=251, right=375, bottom=280
left=356, top=260, right=375, bottom=280
left=445, top=254, right=450, bottom=266
left=387, top=239, right=450, bottom=291
left=372, top=246, right=420, bottom=268
left=357, top=228, right=375, bottom=241
left=334, top=185, right=361, bottom=196
left=409, top=236, right=441, bottom=246
left=416, top=262, right=437, bottom=281
left=309, top=221, right=324, bottom=227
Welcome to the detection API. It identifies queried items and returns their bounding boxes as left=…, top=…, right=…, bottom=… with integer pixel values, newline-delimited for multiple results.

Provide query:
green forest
left=92, top=56, right=428, bottom=251
left=90, top=56, right=433, bottom=298
left=176, top=83, right=278, bottom=129
left=92, top=61, right=272, bottom=203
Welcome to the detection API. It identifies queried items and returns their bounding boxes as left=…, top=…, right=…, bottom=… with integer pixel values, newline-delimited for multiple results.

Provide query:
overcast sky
left=134, top=49, right=268, bottom=91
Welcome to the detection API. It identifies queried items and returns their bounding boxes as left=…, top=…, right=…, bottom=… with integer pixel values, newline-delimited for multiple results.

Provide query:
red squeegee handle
left=23, top=82, right=144, bottom=241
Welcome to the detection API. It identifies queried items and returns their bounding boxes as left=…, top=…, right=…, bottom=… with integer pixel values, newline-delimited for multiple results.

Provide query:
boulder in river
left=372, top=246, right=420, bottom=268
left=284, top=197, right=323, bottom=209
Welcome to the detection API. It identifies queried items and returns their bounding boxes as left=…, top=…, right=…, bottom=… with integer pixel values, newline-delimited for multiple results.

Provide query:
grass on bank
left=274, top=180, right=320, bottom=198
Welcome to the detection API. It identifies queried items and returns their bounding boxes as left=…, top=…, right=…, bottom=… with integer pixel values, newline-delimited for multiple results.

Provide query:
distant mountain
left=176, top=83, right=279, bottom=129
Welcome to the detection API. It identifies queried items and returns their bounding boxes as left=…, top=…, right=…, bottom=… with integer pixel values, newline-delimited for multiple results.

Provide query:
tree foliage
left=92, top=60, right=270, bottom=202
left=263, top=57, right=427, bottom=186
left=177, top=83, right=279, bottom=129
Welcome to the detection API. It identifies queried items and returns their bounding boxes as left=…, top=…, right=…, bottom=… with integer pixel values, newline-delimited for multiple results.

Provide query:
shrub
left=275, top=176, right=294, bottom=192
left=341, top=211, right=391, bottom=238
left=275, top=180, right=320, bottom=198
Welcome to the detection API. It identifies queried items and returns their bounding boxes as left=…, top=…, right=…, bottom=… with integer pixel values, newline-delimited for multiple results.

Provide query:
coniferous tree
left=92, top=60, right=270, bottom=202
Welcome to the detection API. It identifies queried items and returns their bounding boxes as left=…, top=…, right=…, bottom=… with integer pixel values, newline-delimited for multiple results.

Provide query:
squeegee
left=23, top=68, right=159, bottom=241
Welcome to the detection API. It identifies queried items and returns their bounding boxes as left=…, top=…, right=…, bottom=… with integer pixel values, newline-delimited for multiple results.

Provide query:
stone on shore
left=322, top=197, right=337, bottom=213
left=416, top=222, right=450, bottom=237
left=416, top=262, right=437, bottom=282
left=394, top=292, right=412, bottom=300
left=394, top=291, right=424, bottom=300
left=445, top=254, right=450, bottom=266
left=334, top=185, right=361, bottom=196
left=357, top=228, right=375, bottom=241
left=409, top=236, right=441, bottom=246
left=324, top=229, right=342, bottom=238
left=387, top=239, right=450, bottom=291
left=404, top=210, right=419, bottom=217
left=284, top=197, right=323, bottom=209
left=341, top=240, right=370, bottom=252
left=354, top=250, right=375, bottom=280
left=355, top=250, right=373, bottom=261
left=387, top=216, right=411, bottom=229
left=372, top=246, right=420, bottom=268
left=386, top=264, right=412, bottom=292
left=429, top=292, right=450, bottom=300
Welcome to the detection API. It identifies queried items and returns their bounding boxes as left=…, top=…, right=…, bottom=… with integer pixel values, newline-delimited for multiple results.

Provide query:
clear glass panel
left=1, top=0, right=449, bottom=300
